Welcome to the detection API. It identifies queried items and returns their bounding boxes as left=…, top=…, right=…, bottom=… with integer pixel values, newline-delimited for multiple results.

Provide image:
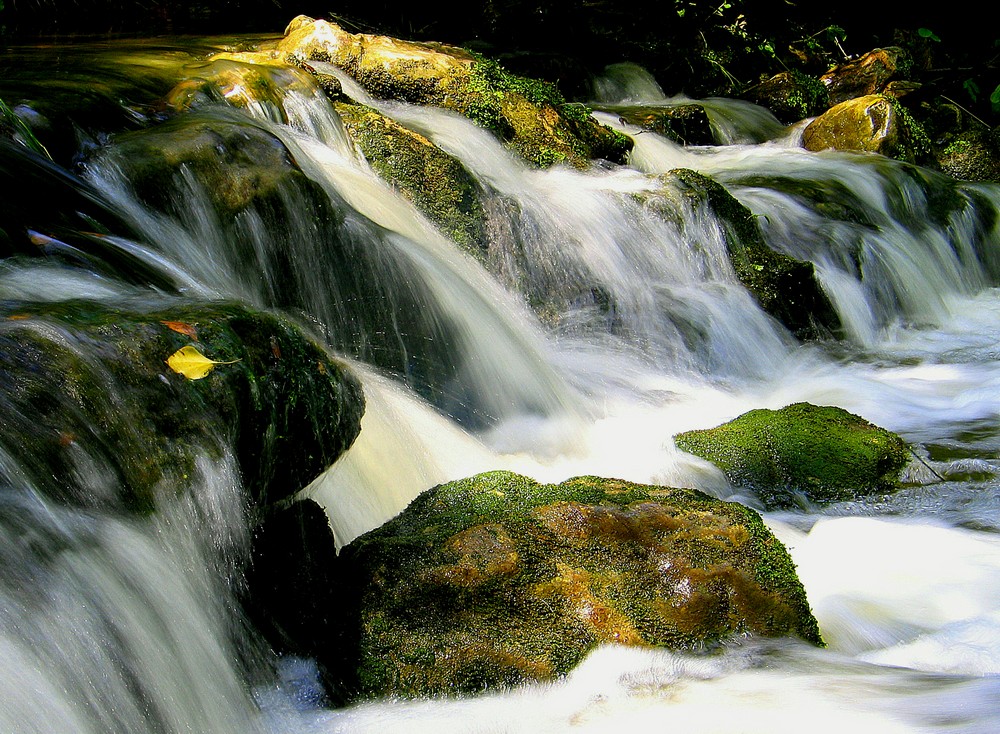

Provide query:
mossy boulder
left=743, top=71, right=829, bottom=124
left=0, top=301, right=364, bottom=514
left=104, top=113, right=325, bottom=222
left=332, top=470, right=821, bottom=699
left=667, top=169, right=840, bottom=339
left=267, top=16, right=632, bottom=168
left=674, top=403, right=909, bottom=509
left=802, top=94, right=932, bottom=165
left=934, top=126, right=1000, bottom=183
left=334, top=101, right=487, bottom=250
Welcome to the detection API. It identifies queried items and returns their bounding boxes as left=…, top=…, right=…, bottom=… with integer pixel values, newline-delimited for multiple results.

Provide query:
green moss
left=674, top=402, right=909, bottom=509
left=335, top=101, right=486, bottom=251
left=333, top=471, right=822, bottom=700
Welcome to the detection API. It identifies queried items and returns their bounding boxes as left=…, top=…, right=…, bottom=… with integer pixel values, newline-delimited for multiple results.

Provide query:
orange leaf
left=161, top=320, right=199, bottom=340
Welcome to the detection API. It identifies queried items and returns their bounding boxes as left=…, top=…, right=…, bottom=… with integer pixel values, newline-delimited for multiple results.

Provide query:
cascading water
left=0, top=37, right=998, bottom=733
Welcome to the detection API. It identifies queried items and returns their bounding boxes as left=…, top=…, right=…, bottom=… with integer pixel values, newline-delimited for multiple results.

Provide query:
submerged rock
left=802, top=94, right=931, bottom=165
left=674, top=402, right=909, bottom=509
left=332, top=471, right=821, bottom=699
left=0, top=301, right=364, bottom=513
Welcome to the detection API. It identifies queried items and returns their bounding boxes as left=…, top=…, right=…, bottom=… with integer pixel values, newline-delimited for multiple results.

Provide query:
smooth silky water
left=0, top=42, right=998, bottom=733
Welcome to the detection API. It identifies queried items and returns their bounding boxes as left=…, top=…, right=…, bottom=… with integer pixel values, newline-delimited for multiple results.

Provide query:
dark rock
left=0, top=301, right=364, bottom=513
left=668, top=169, right=840, bottom=340
left=743, top=71, right=829, bottom=124
left=611, top=103, right=715, bottom=145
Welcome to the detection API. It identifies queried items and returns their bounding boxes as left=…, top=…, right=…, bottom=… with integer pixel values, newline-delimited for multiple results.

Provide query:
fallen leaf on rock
left=166, top=345, right=240, bottom=380
left=161, top=320, right=199, bottom=340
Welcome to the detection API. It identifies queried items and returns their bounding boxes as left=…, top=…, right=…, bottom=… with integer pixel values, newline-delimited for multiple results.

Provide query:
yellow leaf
left=166, top=345, right=239, bottom=380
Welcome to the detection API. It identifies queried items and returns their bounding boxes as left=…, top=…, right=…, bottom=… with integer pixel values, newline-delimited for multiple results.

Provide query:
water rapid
left=0, top=40, right=998, bottom=733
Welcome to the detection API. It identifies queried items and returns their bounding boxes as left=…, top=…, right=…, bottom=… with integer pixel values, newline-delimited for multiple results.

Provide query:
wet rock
left=666, top=169, right=840, bottom=340
left=743, top=70, right=829, bottom=124
left=820, top=47, right=912, bottom=106
left=331, top=471, right=822, bottom=699
left=0, top=301, right=364, bottom=513
left=674, top=402, right=909, bottom=510
left=935, top=126, right=1000, bottom=182
left=802, top=94, right=931, bottom=165
left=610, top=103, right=715, bottom=145
left=244, top=497, right=344, bottom=701
left=335, top=101, right=487, bottom=251
left=267, top=16, right=632, bottom=168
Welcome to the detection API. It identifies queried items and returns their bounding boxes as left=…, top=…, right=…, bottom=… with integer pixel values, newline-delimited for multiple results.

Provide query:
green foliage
left=992, top=84, right=1000, bottom=114
left=917, top=27, right=941, bottom=43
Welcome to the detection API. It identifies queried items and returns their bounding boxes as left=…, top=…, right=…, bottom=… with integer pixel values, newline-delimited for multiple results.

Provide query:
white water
left=1, top=48, right=998, bottom=732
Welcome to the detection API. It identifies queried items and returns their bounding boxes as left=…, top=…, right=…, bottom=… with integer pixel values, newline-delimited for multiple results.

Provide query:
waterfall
left=0, top=39, right=998, bottom=733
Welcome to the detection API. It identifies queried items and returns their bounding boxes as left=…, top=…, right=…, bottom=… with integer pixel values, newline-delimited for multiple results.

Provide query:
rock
left=743, top=70, right=829, bottom=124
left=334, top=101, right=487, bottom=251
left=331, top=471, right=822, bottom=699
left=937, top=127, right=1000, bottom=183
left=666, top=169, right=840, bottom=340
left=267, top=16, right=632, bottom=168
left=820, top=47, right=912, bottom=106
left=244, top=497, right=344, bottom=701
left=610, top=103, right=715, bottom=145
left=674, top=402, right=909, bottom=509
left=105, top=113, right=325, bottom=221
left=801, top=94, right=931, bottom=164
left=0, top=301, right=364, bottom=513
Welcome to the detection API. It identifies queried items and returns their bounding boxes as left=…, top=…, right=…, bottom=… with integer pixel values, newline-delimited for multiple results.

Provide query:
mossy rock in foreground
left=674, top=403, right=909, bottom=509
left=0, top=300, right=364, bottom=514
left=333, top=471, right=821, bottom=699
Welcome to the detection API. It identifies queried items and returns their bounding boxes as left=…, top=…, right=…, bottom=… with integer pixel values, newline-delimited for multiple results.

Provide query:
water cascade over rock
left=0, top=14, right=998, bottom=733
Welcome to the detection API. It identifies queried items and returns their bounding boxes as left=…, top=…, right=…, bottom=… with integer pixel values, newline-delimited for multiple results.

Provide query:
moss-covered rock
left=674, top=403, right=909, bottom=509
left=934, top=126, right=1000, bottom=183
left=105, top=113, right=323, bottom=222
left=267, top=16, right=632, bottom=168
left=0, top=301, right=364, bottom=514
left=743, top=70, right=829, bottom=124
left=332, top=470, right=821, bottom=699
left=802, top=94, right=931, bottom=165
left=335, top=101, right=487, bottom=250
left=667, top=169, right=840, bottom=339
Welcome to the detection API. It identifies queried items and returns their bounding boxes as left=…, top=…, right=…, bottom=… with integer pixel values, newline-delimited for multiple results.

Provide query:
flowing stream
left=0, top=41, right=998, bottom=733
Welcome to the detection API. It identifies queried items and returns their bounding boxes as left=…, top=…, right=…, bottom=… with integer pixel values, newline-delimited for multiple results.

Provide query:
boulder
left=666, top=169, right=840, bottom=340
left=267, top=16, right=632, bottom=168
left=334, top=101, right=487, bottom=250
left=743, top=70, right=829, bottom=124
left=674, top=402, right=909, bottom=509
left=820, top=47, right=912, bottom=106
left=802, top=94, right=931, bottom=164
left=331, top=471, right=822, bottom=699
left=934, top=125, right=1000, bottom=183
left=0, top=301, right=364, bottom=513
